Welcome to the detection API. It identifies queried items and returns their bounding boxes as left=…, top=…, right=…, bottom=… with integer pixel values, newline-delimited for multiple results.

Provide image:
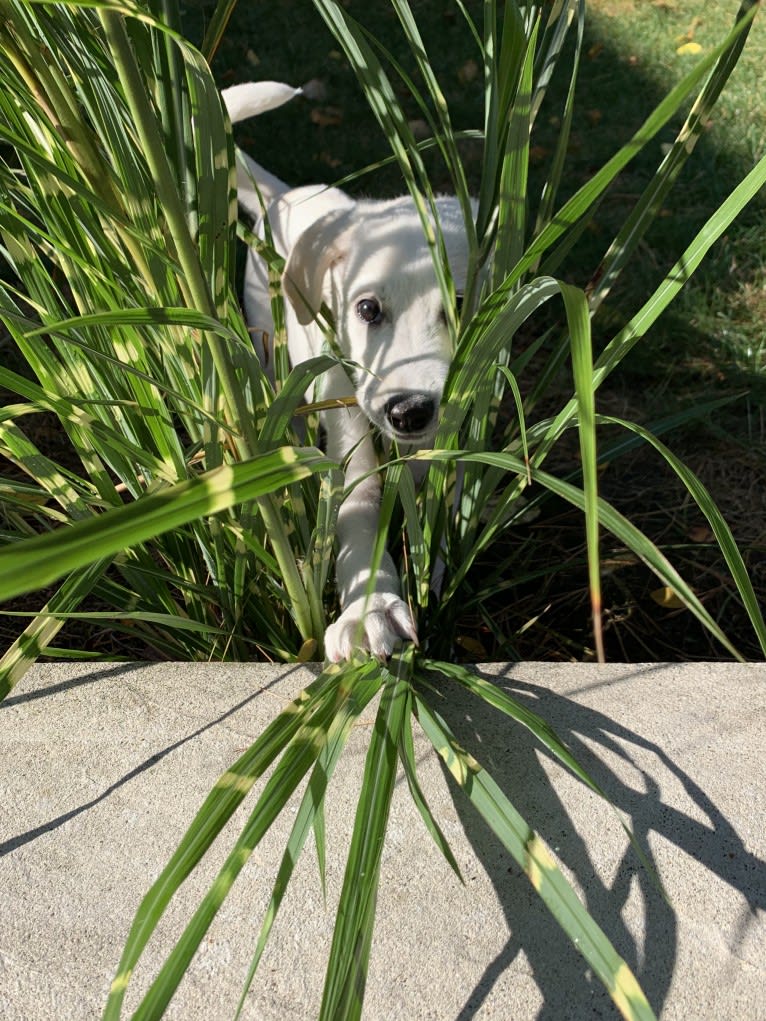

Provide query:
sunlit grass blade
left=422, top=659, right=603, bottom=791
left=594, top=153, right=766, bottom=387
left=536, top=146, right=766, bottom=467
left=414, top=696, right=658, bottom=1021
left=493, top=19, right=536, bottom=285
left=580, top=0, right=759, bottom=314
left=233, top=661, right=384, bottom=1020
left=414, top=447, right=744, bottom=660
left=0, top=560, right=110, bottom=701
left=398, top=696, right=463, bottom=883
left=310, top=0, right=460, bottom=335
left=258, top=355, right=337, bottom=449
left=597, top=415, right=766, bottom=656
left=532, top=1, right=584, bottom=244
left=395, top=460, right=429, bottom=610
left=0, top=447, right=333, bottom=604
left=102, top=664, right=358, bottom=1020
left=319, top=651, right=412, bottom=1021
left=508, top=7, right=758, bottom=288
left=127, top=672, right=378, bottom=1021
left=387, top=0, right=475, bottom=239
left=421, top=659, right=667, bottom=897
left=562, top=281, right=603, bottom=661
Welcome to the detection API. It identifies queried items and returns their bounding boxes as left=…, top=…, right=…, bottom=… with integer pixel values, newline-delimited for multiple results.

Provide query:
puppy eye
left=356, top=298, right=382, bottom=325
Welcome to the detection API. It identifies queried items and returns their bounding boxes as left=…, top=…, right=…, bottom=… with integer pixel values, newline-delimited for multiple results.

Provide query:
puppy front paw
left=324, top=593, right=418, bottom=662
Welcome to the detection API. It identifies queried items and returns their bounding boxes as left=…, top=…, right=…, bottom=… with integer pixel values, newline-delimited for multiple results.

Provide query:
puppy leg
left=322, top=405, right=417, bottom=662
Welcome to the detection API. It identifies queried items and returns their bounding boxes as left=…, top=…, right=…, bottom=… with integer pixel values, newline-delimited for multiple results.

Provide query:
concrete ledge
left=1, top=661, right=764, bottom=1019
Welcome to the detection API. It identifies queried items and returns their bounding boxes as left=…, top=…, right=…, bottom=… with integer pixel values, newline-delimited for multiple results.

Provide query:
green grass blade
left=535, top=146, right=766, bottom=468
left=200, top=0, right=238, bottom=60
left=129, top=669, right=373, bottom=1021
left=532, top=1, right=584, bottom=243
left=319, top=650, right=412, bottom=1021
left=0, top=560, right=110, bottom=701
left=583, top=0, right=759, bottom=315
left=103, top=665, right=352, bottom=1020
left=398, top=701, right=463, bottom=883
left=0, top=448, right=333, bottom=603
left=234, top=662, right=384, bottom=1020
left=310, top=0, right=460, bottom=335
left=415, top=696, right=658, bottom=1021
left=414, top=448, right=744, bottom=660
left=395, top=461, right=430, bottom=610
left=597, top=415, right=766, bottom=657
left=506, top=8, right=758, bottom=288
left=561, top=281, right=603, bottom=661
left=493, top=18, right=536, bottom=285
left=421, top=660, right=666, bottom=897
left=594, top=150, right=766, bottom=387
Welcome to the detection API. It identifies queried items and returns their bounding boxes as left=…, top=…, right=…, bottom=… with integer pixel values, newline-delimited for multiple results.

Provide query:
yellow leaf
left=297, top=638, right=318, bottom=662
left=650, top=586, right=687, bottom=609
left=676, top=41, right=703, bottom=56
left=455, top=635, right=488, bottom=657
left=688, top=524, right=715, bottom=543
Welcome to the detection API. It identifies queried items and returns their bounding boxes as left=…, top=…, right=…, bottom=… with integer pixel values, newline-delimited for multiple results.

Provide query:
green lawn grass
left=567, top=1, right=766, bottom=383
left=196, top=0, right=765, bottom=382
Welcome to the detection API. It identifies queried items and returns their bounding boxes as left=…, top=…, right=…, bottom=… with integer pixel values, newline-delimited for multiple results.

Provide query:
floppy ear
left=282, top=206, right=355, bottom=325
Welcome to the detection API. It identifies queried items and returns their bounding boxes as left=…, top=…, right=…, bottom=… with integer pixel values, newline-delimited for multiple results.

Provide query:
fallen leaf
left=650, top=586, right=687, bottom=609
left=455, top=635, right=488, bottom=657
left=408, top=118, right=431, bottom=141
left=457, top=58, right=479, bottom=85
left=676, top=41, right=703, bottom=55
left=688, top=525, right=715, bottom=543
left=310, top=106, right=343, bottom=128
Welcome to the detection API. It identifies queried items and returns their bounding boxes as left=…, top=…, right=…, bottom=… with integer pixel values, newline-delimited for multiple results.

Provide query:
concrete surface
left=0, top=661, right=764, bottom=1020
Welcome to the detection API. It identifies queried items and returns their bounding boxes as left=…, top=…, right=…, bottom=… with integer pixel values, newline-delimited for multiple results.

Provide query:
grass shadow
left=433, top=663, right=765, bottom=1019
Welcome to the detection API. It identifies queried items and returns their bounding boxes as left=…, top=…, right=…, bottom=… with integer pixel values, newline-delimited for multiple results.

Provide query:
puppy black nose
left=384, top=393, right=435, bottom=435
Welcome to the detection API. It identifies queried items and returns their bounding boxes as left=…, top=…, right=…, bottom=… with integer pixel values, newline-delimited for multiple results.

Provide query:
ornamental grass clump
left=0, top=1, right=764, bottom=1019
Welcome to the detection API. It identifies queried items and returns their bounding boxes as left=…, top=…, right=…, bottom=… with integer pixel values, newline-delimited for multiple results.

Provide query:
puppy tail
left=221, top=81, right=302, bottom=124
left=221, top=81, right=301, bottom=213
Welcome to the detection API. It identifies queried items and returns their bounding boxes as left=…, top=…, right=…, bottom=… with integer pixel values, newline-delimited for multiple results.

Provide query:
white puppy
left=222, top=82, right=471, bottom=662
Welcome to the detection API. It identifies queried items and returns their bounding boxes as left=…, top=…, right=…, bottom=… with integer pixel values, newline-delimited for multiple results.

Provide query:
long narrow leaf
left=234, top=662, right=385, bottom=1019
left=103, top=664, right=356, bottom=1020
left=0, top=448, right=334, bottom=602
left=319, top=650, right=413, bottom=1021
left=415, top=696, right=658, bottom=1021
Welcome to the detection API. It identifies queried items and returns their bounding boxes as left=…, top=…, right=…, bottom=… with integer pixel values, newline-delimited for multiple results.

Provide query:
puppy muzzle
left=383, top=392, right=437, bottom=438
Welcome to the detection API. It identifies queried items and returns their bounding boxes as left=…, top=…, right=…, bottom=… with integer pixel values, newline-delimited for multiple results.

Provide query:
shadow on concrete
left=434, top=664, right=766, bottom=1021
left=0, top=662, right=318, bottom=858
left=0, top=661, right=147, bottom=708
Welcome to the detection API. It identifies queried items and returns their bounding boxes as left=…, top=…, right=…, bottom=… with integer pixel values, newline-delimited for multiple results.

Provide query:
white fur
left=222, top=82, right=471, bottom=662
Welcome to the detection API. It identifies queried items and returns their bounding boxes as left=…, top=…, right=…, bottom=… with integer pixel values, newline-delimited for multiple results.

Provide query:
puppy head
left=282, top=195, right=469, bottom=444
